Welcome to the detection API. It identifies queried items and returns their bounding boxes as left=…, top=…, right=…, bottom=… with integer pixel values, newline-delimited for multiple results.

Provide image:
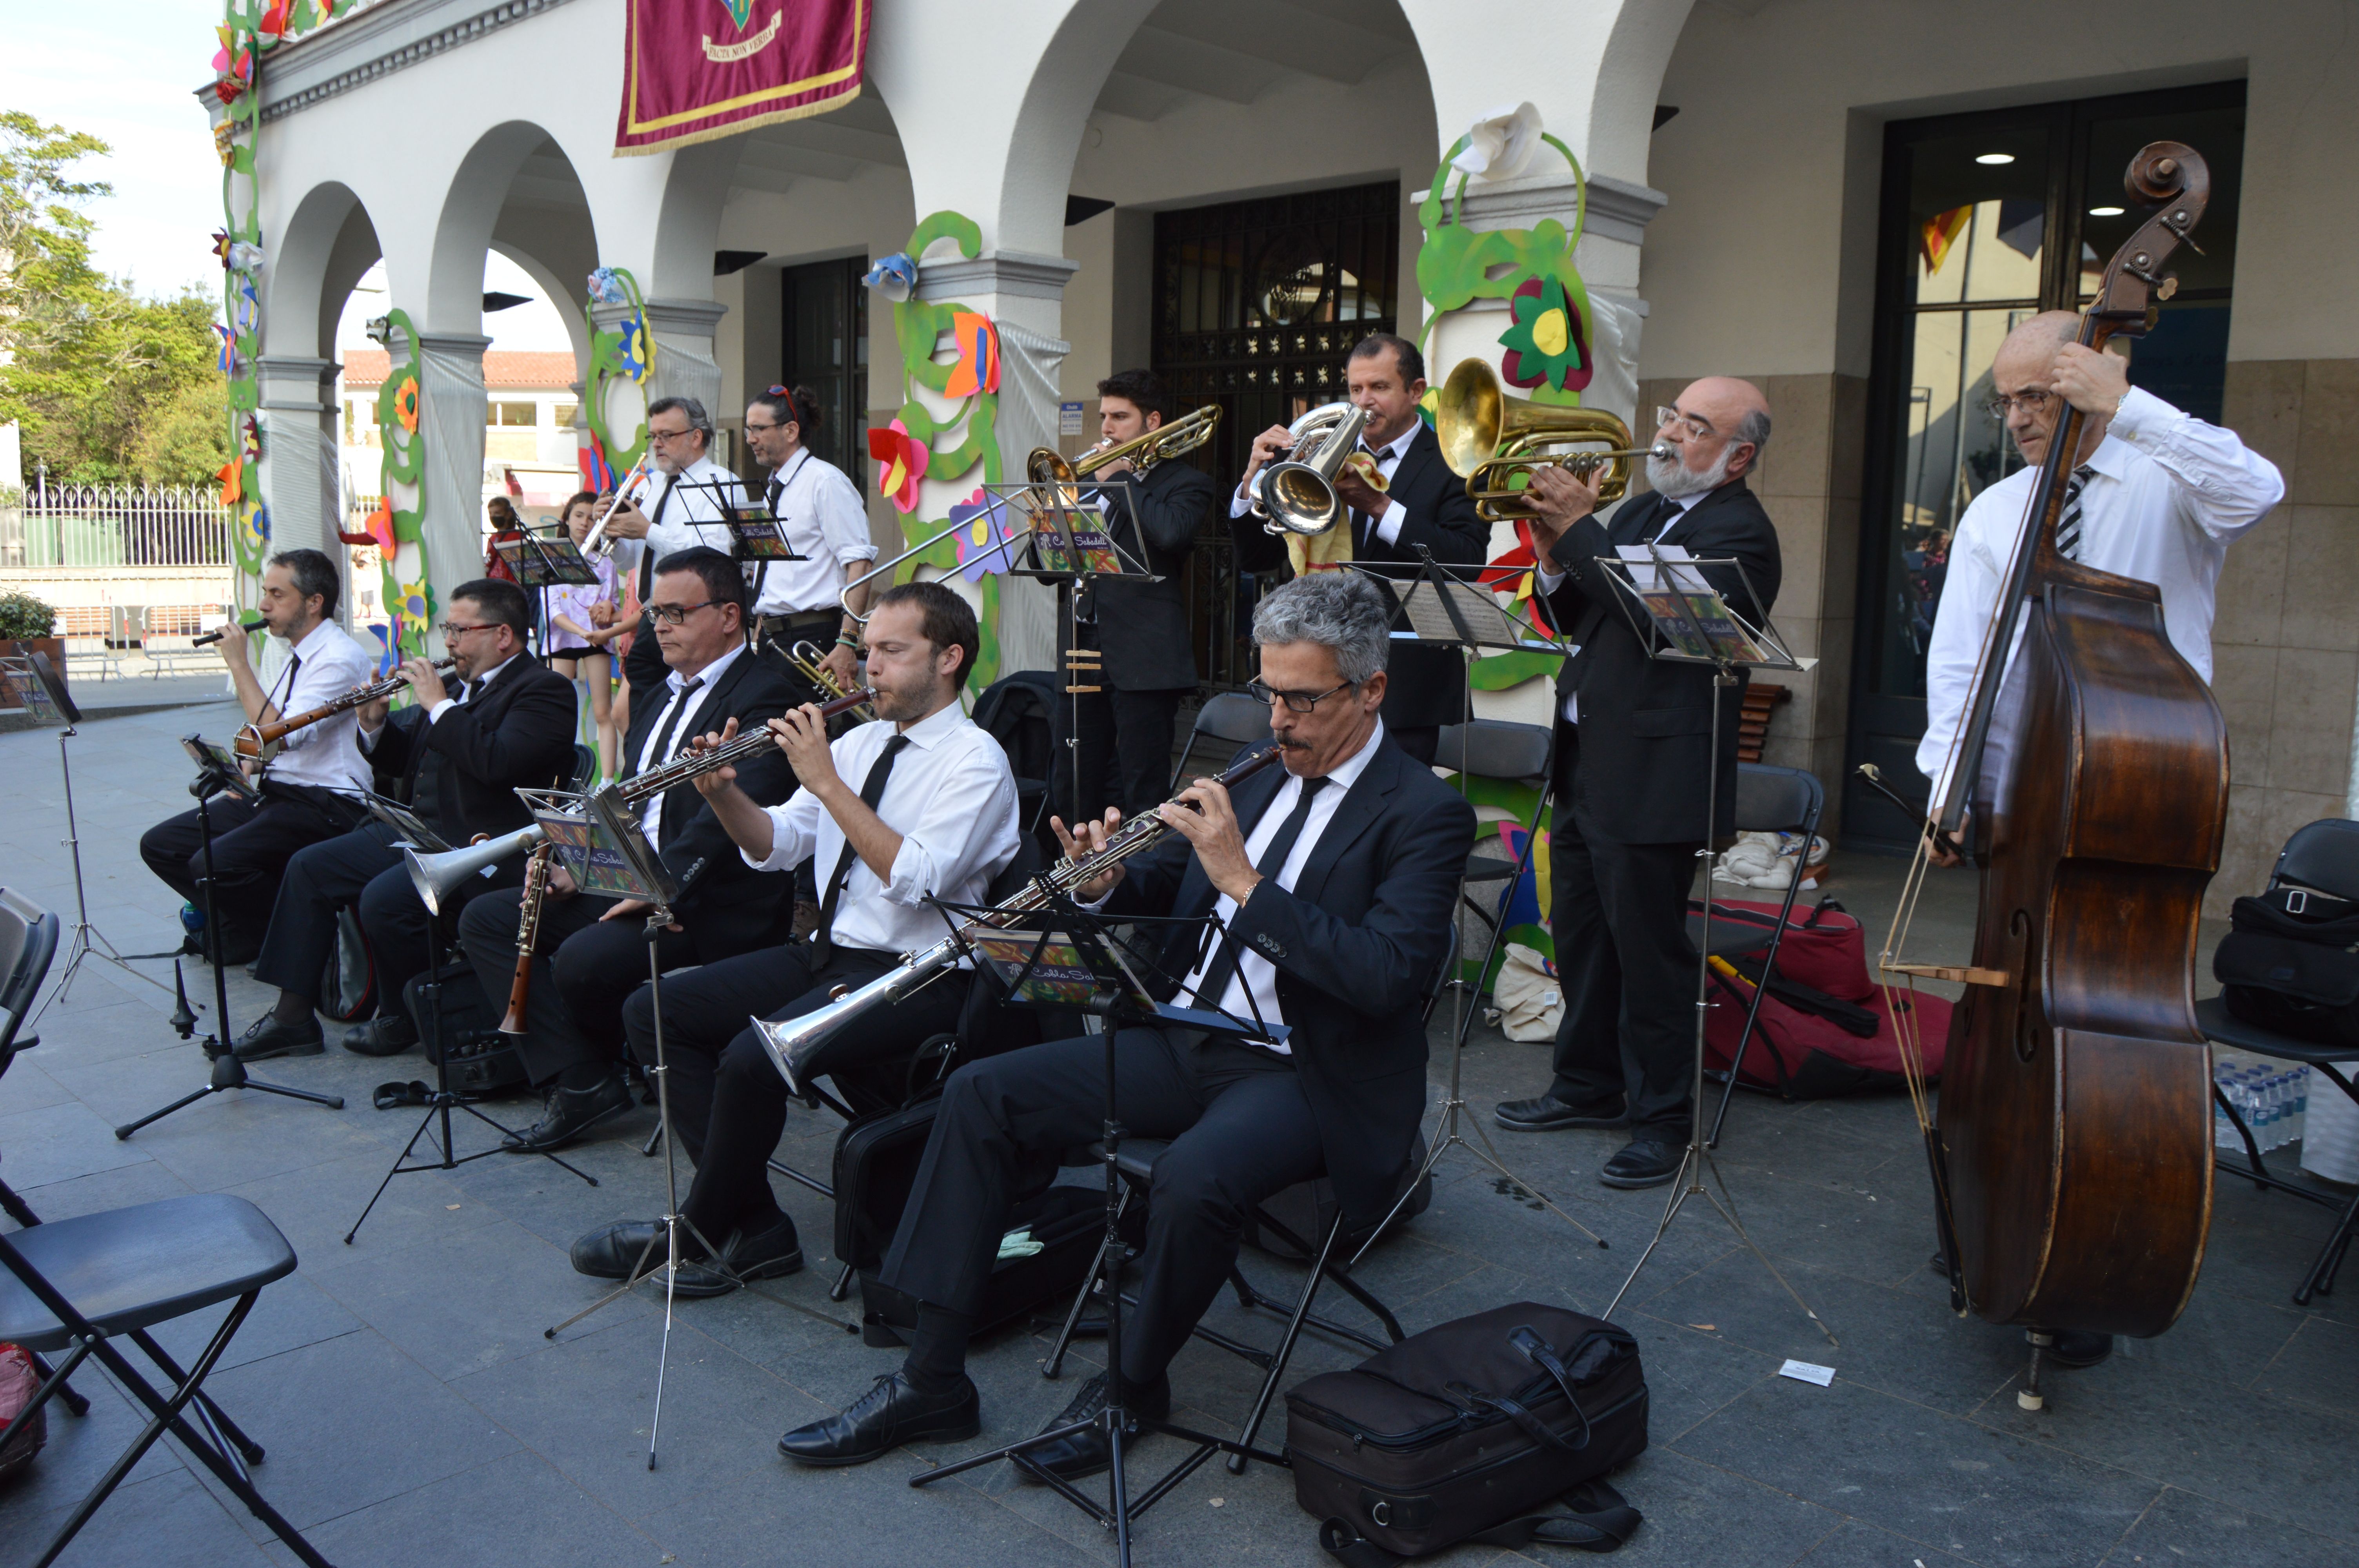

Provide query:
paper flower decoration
left=943, top=311, right=1000, bottom=398
left=340, top=495, right=398, bottom=552
left=948, top=487, right=1017, bottom=581
left=868, top=420, right=929, bottom=513
left=1498, top=275, right=1590, bottom=394
left=365, top=622, right=396, bottom=677
left=258, top=2, right=293, bottom=38
left=616, top=316, right=650, bottom=383
left=396, top=579, right=433, bottom=635
left=1450, top=102, right=1544, bottom=182
left=240, top=500, right=271, bottom=552
left=214, top=322, right=237, bottom=376
left=241, top=416, right=262, bottom=464
left=217, top=456, right=244, bottom=506
left=232, top=274, right=260, bottom=336
left=1476, top=520, right=1557, bottom=636
left=863, top=252, right=918, bottom=303
left=587, top=267, right=628, bottom=305
left=393, top=376, right=420, bottom=433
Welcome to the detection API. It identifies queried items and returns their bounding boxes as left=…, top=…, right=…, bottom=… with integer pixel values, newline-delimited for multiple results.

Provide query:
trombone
left=1436, top=358, right=1670, bottom=522
left=840, top=406, right=1222, bottom=625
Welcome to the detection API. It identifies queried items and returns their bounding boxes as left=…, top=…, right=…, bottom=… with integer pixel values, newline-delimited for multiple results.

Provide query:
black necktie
left=812, top=733, right=910, bottom=962
left=644, top=675, right=703, bottom=775
left=1192, top=775, right=1329, bottom=1009
left=2055, top=463, right=2096, bottom=561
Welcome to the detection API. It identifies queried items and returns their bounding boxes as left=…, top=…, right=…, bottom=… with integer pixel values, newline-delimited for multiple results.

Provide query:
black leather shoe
left=1494, top=1093, right=1629, bottom=1132
left=2046, top=1330, right=2114, bottom=1370
left=232, top=1013, right=323, bottom=1061
left=1599, top=1139, right=1684, bottom=1189
left=1017, top=1372, right=1170, bottom=1483
left=341, top=1016, right=418, bottom=1057
left=570, top=1220, right=675, bottom=1280
left=502, top=1075, right=633, bottom=1153
left=778, top=1371, right=980, bottom=1466
left=667, top=1217, right=803, bottom=1298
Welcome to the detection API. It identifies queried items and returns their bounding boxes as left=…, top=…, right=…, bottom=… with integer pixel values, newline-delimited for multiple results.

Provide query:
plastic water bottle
left=2290, top=1067, right=2308, bottom=1146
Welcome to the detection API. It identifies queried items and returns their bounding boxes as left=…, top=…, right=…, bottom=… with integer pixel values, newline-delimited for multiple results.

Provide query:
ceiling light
left=2087, top=205, right=2125, bottom=217
left=1975, top=152, right=2016, bottom=165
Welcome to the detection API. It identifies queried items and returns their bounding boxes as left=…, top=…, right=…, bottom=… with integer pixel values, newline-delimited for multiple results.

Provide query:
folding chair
left=0, top=1194, right=330, bottom=1566
left=0, top=887, right=94, bottom=1425
left=1688, top=763, right=1825, bottom=1147
left=1434, top=719, right=1554, bottom=998
left=1168, top=691, right=1272, bottom=796
left=2195, top=818, right=2359, bottom=1305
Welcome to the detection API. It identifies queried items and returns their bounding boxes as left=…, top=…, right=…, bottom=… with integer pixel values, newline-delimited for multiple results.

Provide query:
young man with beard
left=1492, top=379, right=1783, bottom=1192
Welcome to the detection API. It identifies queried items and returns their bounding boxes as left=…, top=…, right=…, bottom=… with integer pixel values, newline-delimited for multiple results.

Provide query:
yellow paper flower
left=394, top=376, right=420, bottom=434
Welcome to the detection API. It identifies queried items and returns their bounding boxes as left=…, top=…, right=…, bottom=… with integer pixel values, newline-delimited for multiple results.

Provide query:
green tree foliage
left=0, top=111, right=229, bottom=486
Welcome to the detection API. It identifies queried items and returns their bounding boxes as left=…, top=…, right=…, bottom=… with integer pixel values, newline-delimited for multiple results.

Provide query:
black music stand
left=11, top=652, right=173, bottom=1020
left=495, top=528, right=601, bottom=660
left=1587, top=545, right=1834, bottom=1345
left=113, top=738, right=347, bottom=1139
left=906, top=890, right=1287, bottom=1567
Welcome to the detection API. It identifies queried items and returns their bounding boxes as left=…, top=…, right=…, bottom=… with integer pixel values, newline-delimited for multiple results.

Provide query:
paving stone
left=2099, top=1483, right=2359, bottom=1566
left=0, top=1098, right=156, bottom=1190
left=1791, top=1517, right=1982, bottom=1566
left=1597, top=1448, right=1840, bottom=1566
left=0, top=1468, right=276, bottom=1568
left=2254, top=1312, right=2359, bottom=1417
left=0, top=1370, right=192, bottom=1544
left=294, top=1441, right=662, bottom=1567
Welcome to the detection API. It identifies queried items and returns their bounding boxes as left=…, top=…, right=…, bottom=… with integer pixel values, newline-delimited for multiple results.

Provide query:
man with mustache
left=1492, top=379, right=1783, bottom=1192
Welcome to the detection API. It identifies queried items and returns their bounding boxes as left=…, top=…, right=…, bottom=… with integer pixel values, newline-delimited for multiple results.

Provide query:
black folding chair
left=2195, top=818, right=2359, bottom=1305
left=1, top=887, right=62, bottom=1231
left=1168, top=691, right=1272, bottom=796
left=568, top=742, right=600, bottom=793
left=0, top=1194, right=330, bottom=1566
left=1688, top=763, right=1825, bottom=1147
left=1434, top=719, right=1554, bottom=1000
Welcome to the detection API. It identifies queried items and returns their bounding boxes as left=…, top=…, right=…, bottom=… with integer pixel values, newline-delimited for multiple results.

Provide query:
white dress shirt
left=1916, top=385, right=2283, bottom=806
left=754, top=449, right=876, bottom=617
left=1534, top=489, right=1706, bottom=724
left=611, top=455, right=752, bottom=590
left=631, top=642, right=745, bottom=844
left=1178, top=719, right=1385, bottom=1053
left=742, top=697, right=1020, bottom=956
left=1227, top=423, right=1419, bottom=548
left=256, top=618, right=376, bottom=797
left=424, top=651, right=521, bottom=727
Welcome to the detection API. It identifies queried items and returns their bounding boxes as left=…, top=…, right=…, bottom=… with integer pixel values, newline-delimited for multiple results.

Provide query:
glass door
left=1844, top=81, right=2244, bottom=849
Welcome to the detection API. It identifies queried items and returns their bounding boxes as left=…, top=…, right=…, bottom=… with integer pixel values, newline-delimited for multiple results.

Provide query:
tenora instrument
left=1250, top=402, right=1380, bottom=537
left=751, top=742, right=1287, bottom=1094
left=233, top=657, right=458, bottom=761
left=1435, top=358, right=1668, bottom=522
left=577, top=455, right=655, bottom=561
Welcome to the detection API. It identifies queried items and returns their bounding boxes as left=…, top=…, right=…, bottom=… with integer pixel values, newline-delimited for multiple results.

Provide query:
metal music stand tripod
left=9, top=652, right=172, bottom=1021
left=1589, top=544, right=1834, bottom=1344
left=114, top=737, right=347, bottom=1139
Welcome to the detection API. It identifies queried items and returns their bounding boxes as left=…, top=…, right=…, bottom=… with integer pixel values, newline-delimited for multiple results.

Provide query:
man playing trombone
left=565, top=581, right=1018, bottom=1297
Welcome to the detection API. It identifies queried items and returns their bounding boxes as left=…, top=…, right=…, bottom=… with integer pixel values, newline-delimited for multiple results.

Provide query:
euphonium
left=751, top=742, right=1287, bottom=1095
left=1251, top=402, right=1372, bottom=537
left=1436, top=358, right=1668, bottom=521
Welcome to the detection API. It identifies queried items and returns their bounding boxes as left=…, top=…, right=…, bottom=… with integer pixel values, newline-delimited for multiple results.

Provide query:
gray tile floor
left=2, top=702, right=2355, bottom=1567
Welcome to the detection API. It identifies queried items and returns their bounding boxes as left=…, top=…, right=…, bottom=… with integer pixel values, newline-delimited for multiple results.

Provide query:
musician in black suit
left=1230, top=334, right=1489, bottom=765
left=1067, top=369, right=1220, bottom=820
left=777, top=572, right=1474, bottom=1474
left=1493, top=379, right=1782, bottom=1191
left=455, top=548, right=802, bottom=1152
left=234, top=578, right=579, bottom=1061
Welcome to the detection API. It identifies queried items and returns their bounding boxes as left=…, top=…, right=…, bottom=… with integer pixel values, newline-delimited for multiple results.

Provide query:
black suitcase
left=1285, top=1303, right=1647, bottom=1559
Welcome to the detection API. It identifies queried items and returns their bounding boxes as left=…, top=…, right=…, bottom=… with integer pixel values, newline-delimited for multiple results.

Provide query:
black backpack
left=1287, top=1303, right=1647, bottom=1559
left=2215, top=884, right=2359, bottom=1047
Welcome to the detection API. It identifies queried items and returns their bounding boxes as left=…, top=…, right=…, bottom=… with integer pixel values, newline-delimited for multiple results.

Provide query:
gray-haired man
left=776, top=572, right=1476, bottom=1475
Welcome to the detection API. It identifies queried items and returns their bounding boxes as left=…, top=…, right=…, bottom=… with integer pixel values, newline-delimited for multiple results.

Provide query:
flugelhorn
left=787, top=639, right=876, bottom=723
left=404, top=821, right=546, bottom=915
left=1251, top=401, right=1372, bottom=537
left=1436, top=358, right=1668, bottom=521
left=1025, top=403, right=1221, bottom=491
left=751, top=742, right=1287, bottom=1095
left=234, top=657, right=458, bottom=760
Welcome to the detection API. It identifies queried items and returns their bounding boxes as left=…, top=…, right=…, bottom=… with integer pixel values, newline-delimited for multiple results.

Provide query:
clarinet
left=500, top=840, right=554, bottom=1036
left=600, top=685, right=878, bottom=806
left=233, top=657, right=458, bottom=759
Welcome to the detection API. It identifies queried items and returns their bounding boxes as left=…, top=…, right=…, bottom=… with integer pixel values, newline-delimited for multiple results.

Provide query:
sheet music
left=1394, top=578, right=1551, bottom=650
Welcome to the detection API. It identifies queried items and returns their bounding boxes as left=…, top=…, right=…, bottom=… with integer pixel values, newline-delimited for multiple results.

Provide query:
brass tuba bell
left=1436, top=358, right=1667, bottom=522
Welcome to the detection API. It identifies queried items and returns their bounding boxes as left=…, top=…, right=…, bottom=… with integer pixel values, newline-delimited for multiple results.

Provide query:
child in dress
left=544, top=490, right=624, bottom=779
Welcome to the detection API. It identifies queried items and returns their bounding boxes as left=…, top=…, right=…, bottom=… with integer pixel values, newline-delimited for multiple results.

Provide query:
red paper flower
left=867, top=420, right=929, bottom=514
left=1476, top=519, right=1557, bottom=635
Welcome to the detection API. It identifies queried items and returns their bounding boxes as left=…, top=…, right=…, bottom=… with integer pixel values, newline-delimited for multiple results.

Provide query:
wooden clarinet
left=500, top=840, right=555, bottom=1036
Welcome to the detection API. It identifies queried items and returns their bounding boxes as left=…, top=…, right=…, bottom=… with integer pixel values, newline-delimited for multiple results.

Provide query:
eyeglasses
left=647, top=426, right=696, bottom=446
left=743, top=420, right=784, bottom=433
left=1655, top=407, right=1716, bottom=442
left=1248, top=677, right=1354, bottom=713
left=645, top=599, right=720, bottom=626
left=1980, top=390, right=2056, bottom=420
left=438, top=621, right=496, bottom=638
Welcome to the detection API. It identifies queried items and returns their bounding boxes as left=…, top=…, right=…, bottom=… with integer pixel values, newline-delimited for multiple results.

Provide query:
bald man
left=1917, top=312, right=2282, bottom=859
left=1493, top=378, right=1783, bottom=1191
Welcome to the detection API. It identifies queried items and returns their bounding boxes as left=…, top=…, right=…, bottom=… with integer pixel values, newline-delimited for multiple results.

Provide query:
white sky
left=16, top=0, right=571, bottom=353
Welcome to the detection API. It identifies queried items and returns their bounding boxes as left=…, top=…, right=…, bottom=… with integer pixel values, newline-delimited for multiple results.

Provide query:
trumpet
left=579, top=455, right=654, bottom=559
left=751, top=742, right=1285, bottom=1095
left=787, top=639, right=876, bottom=723
left=1436, top=358, right=1667, bottom=521
left=235, top=657, right=458, bottom=760
left=1250, top=401, right=1372, bottom=537
left=1025, top=403, right=1221, bottom=491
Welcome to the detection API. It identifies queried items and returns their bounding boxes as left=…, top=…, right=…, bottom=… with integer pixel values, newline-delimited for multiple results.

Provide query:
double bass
left=1886, top=143, right=2223, bottom=1396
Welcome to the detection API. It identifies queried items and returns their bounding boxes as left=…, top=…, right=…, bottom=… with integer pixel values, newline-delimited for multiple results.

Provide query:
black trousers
left=138, top=785, right=359, bottom=955
left=881, top=1028, right=1322, bottom=1385
left=251, top=821, right=520, bottom=1025
left=618, top=943, right=964, bottom=1244
left=1072, top=681, right=1187, bottom=823
left=1547, top=723, right=1702, bottom=1141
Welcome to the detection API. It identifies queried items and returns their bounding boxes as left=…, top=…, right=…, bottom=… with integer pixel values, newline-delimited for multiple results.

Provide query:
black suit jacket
left=1103, top=734, right=1475, bottom=1227
left=1541, top=478, right=1783, bottom=844
left=367, top=656, right=578, bottom=841
left=1079, top=459, right=1218, bottom=691
left=618, top=646, right=801, bottom=942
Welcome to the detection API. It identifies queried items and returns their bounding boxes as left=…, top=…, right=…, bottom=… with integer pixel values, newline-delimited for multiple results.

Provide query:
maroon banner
left=616, top=0, right=871, bottom=155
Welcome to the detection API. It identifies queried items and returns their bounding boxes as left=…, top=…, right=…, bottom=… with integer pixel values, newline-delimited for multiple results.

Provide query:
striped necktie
left=2055, top=463, right=2096, bottom=562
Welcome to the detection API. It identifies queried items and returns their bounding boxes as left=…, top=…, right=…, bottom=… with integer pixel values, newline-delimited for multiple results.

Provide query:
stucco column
left=643, top=298, right=729, bottom=432
left=254, top=355, right=343, bottom=570
left=413, top=330, right=490, bottom=648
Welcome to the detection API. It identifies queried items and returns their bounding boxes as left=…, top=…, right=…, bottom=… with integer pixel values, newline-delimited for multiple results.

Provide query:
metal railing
left=1, top=479, right=233, bottom=570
